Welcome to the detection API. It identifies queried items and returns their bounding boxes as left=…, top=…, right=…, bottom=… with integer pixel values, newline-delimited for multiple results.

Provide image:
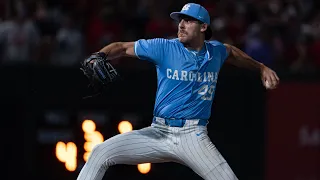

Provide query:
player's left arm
left=223, top=44, right=280, bottom=89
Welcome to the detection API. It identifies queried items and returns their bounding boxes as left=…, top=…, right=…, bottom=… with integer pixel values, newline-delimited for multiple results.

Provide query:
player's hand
left=260, top=65, right=279, bottom=90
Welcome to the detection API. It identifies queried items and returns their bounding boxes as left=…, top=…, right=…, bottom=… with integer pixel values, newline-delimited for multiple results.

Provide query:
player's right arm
left=97, top=39, right=167, bottom=65
left=98, top=42, right=136, bottom=60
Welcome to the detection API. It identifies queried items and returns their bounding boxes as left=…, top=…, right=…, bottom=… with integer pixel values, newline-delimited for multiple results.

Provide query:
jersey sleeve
left=209, top=40, right=229, bottom=64
left=134, top=38, right=167, bottom=65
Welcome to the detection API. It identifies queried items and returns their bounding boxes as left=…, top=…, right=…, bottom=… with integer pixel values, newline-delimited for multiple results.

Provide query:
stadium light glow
left=55, top=141, right=77, bottom=171
left=137, top=163, right=151, bottom=174
left=82, top=120, right=104, bottom=162
left=118, top=120, right=133, bottom=134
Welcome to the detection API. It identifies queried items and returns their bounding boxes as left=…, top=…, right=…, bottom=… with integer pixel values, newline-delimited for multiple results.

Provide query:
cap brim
left=170, top=12, right=199, bottom=22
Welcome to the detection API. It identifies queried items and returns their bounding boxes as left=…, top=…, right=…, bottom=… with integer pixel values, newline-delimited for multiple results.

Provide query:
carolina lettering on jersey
left=134, top=38, right=229, bottom=120
left=166, top=68, right=218, bottom=82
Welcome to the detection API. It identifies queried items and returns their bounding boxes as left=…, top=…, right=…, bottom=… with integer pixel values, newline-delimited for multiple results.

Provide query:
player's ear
left=200, top=23, right=208, bottom=33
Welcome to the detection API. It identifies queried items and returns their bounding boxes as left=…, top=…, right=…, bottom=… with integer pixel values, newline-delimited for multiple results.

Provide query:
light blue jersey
left=134, top=38, right=229, bottom=120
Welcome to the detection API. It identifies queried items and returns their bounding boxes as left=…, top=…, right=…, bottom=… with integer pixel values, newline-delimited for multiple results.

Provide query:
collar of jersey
left=186, top=44, right=206, bottom=56
left=175, top=39, right=212, bottom=61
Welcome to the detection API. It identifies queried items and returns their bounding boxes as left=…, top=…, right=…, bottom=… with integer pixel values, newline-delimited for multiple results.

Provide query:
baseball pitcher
left=78, top=3, right=279, bottom=180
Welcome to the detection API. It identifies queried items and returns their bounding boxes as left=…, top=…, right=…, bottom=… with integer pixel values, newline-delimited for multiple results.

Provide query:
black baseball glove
left=80, top=52, right=119, bottom=94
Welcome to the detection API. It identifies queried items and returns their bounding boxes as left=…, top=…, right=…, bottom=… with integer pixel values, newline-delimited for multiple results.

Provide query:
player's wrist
left=95, top=52, right=107, bottom=58
left=258, top=63, right=265, bottom=73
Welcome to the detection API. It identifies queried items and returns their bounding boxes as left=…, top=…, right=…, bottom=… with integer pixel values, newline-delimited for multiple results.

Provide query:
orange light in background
left=82, top=120, right=104, bottom=162
left=56, top=141, right=67, bottom=162
left=55, top=141, right=77, bottom=171
left=83, top=152, right=90, bottom=162
left=118, top=121, right=133, bottom=134
left=66, top=142, right=77, bottom=171
left=137, top=163, right=151, bottom=174
left=82, top=120, right=96, bottom=133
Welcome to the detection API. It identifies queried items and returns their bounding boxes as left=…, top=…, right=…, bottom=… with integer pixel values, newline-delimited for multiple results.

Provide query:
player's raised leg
left=176, top=125, right=238, bottom=180
left=77, top=126, right=175, bottom=180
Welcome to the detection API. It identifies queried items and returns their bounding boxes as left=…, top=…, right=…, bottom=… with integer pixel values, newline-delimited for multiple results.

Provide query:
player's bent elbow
left=121, top=42, right=136, bottom=58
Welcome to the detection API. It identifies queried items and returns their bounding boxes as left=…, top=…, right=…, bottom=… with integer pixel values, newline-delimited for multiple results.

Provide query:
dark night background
left=1, top=0, right=319, bottom=180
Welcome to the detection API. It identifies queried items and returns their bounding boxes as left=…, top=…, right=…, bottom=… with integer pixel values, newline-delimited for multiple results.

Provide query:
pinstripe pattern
left=166, top=121, right=238, bottom=180
left=77, top=118, right=238, bottom=180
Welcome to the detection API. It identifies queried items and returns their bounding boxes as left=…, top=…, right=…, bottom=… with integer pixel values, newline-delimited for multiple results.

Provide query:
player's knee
left=89, top=142, right=109, bottom=159
left=87, top=141, right=116, bottom=167
left=90, top=142, right=104, bottom=154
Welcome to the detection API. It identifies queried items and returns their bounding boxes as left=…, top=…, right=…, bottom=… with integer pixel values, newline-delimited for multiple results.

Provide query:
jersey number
left=198, top=85, right=215, bottom=100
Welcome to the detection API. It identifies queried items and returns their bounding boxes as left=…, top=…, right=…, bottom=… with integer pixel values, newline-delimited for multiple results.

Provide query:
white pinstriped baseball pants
left=77, top=117, right=238, bottom=180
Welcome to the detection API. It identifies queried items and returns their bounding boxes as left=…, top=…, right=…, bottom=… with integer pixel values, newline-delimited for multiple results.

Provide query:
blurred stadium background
left=0, top=0, right=319, bottom=180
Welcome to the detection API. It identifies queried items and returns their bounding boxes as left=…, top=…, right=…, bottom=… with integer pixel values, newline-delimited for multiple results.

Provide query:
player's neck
left=184, top=43, right=205, bottom=52
left=183, top=39, right=205, bottom=52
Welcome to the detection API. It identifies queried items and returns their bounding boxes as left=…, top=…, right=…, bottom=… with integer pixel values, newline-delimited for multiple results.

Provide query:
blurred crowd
left=0, top=0, right=319, bottom=74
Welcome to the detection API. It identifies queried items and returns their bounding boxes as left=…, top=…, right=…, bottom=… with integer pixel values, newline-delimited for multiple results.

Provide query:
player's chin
left=178, top=36, right=188, bottom=43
